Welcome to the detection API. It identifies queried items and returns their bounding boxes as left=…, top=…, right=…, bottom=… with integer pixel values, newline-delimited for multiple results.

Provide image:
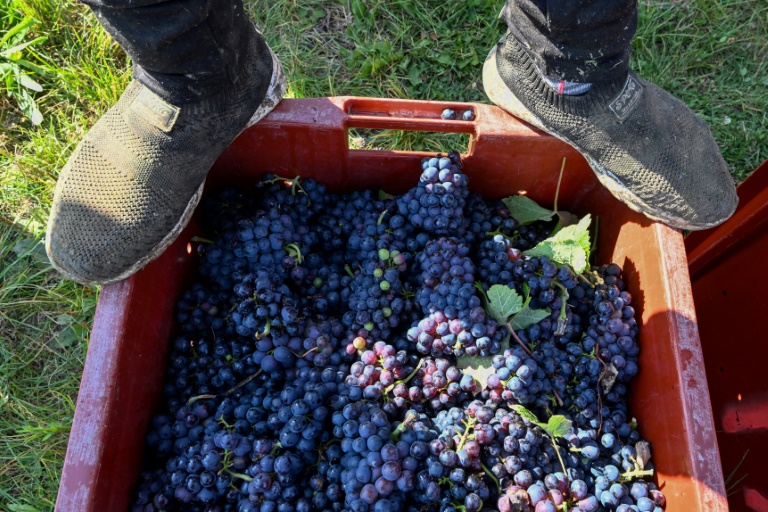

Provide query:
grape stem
left=300, top=346, right=320, bottom=358
left=549, top=435, right=569, bottom=482
left=481, top=462, right=501, bottom=495
left=269, top=441, right=283, bottom=456
left=262, top=174, right=307, bottom=198
left=254, top=318, right=271, bottom=340
left=457, top=418, right=475, bottom=450
left=552, top=281, right=570, bottom=337
left=620, top=468, right=654, bottom=482
left=576, top=273, right=595, bottom=287
left=187, top=369, right=264, bottom=405
left=553, top=157, right=566, bottom=214
left=218, top=450, right=232, bottom=475
left=384, top=358, right=425, bottom=395
left=225, top=469, right=254, bottom=482
left=186, top=393, right=217, bottom=405
left=283, top=243, right=304, bottom=265
left=390, top=410, right=419, bottom=441
left=593, top=349, right=609, bottom=435
left=485, top=230, right=520, bottom=243
left=505, top=322, right=533, bottom=356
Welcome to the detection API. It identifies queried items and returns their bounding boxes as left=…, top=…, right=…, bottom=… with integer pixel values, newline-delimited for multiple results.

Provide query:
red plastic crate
left=686, top=159, right=768, bottom=512
left=56, top=97, right=727, bottom=511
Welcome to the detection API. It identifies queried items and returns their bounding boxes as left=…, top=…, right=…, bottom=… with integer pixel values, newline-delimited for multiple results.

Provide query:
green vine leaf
left=524, top=214, right=592, bottom=273
left=544, top=415, right=573, bottom=439
left=502, top=195, right=555, bottom=225
left=486, top=285, right=523, bottom=324
left=474, top=282, right=489, bottom=308
left=511, top=404, right=543, bottom=427
left=510, top=302, right=551, bottom=331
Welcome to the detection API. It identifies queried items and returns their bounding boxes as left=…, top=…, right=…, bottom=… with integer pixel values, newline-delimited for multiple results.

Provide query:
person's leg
left=84, top=0, right=257, bottom=103
left=501, top=0, right=636, bottom=84
left=45, top=0, right=285, bottom=285
left=484, top=0, right=737, bottom=230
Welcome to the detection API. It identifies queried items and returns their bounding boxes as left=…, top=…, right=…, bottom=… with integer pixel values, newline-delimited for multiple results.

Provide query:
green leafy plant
left=1, top=14, right=49, bottom=125
left=482, top=283, right=550, bottom=354
left=501, top=195, right=556, bottom=225
left=524, top=214, right=593, bottom=274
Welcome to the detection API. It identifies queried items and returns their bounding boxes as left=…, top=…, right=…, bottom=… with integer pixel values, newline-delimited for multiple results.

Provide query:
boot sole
left=482, top=41, right=725, bottom=231
left=47, top=44, right=287, bottom=286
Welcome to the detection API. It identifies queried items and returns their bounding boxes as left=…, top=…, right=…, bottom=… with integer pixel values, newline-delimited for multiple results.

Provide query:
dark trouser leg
left=81, top=0, right=271, bottom=103
left=501, top=0, right=637, bottom=83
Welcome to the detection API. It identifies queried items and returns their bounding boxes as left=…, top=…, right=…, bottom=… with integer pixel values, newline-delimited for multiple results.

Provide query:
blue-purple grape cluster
left=328, top=405, right=440, bottom=511
left=389, top=357, right=477, bottom=415
left=299, top=260, right=351, bottom=314
left=343, top=342, right=418, bottom=403
left=229, top=269, right=301, bottom=338
left=397, top=150, right=468, bottom=236
left=132, top=152, right=666, bottom=512
left=343, top=250, right=409, bottom=342
left=199, top=205, right=315, bottom=290
left=407, top=237, right=505, bottom=357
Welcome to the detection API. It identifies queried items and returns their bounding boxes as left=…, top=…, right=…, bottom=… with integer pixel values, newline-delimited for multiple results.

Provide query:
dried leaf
left=600, top=363, right=619, bottom=394
left=635, top=440, right=652, bottom=470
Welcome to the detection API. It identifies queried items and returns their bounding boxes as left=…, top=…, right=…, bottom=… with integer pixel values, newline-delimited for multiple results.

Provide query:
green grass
left=0, top=0, right=765, bottom=509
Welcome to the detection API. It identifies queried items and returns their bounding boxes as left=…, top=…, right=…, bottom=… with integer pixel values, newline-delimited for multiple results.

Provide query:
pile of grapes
left=132, top=152, right=666, bottom=512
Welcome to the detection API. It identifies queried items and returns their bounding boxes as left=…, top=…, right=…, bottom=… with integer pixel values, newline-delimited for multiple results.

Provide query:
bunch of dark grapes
left=257, top=174, right=333, bottom=227
left=416, top=403, right=495, bottom=512
left=175, top=282, right=232, bottom=336
left=196, top=186, right=260, bottom=236
left=229, top=269, right=302, bottom=338
left=485, top=345, right=553, bottom=409
left=390, top=357, right=476, bottom=415
left=408, top=237, right=505, bottom=357
left=397, top=151, right=468, bottom=236
left=299, top=258, right=352, bottom=315
left=327, top=189, right=389, bottom=239
left=344, top=249, right=410, bottom=343
left=343, top=341, right=419, bottom=403
left=132, top=153, right=668, bottom=512
left=330, top=405, right=438, bottom=511
left=159, top=335, right=260, bottom=410
left=580, top=263, right=640, bottom=401
left=478, top=251, right=584, bottom=347
left=476, top=234, right=522, bottom=287
left=199, top=206, right=313, bottom=289
left=247, top=320, right=347, bottom=377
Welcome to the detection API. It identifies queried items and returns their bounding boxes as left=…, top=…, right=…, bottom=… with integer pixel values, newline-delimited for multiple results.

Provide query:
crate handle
left=344, top=97, right=477, bottom=155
